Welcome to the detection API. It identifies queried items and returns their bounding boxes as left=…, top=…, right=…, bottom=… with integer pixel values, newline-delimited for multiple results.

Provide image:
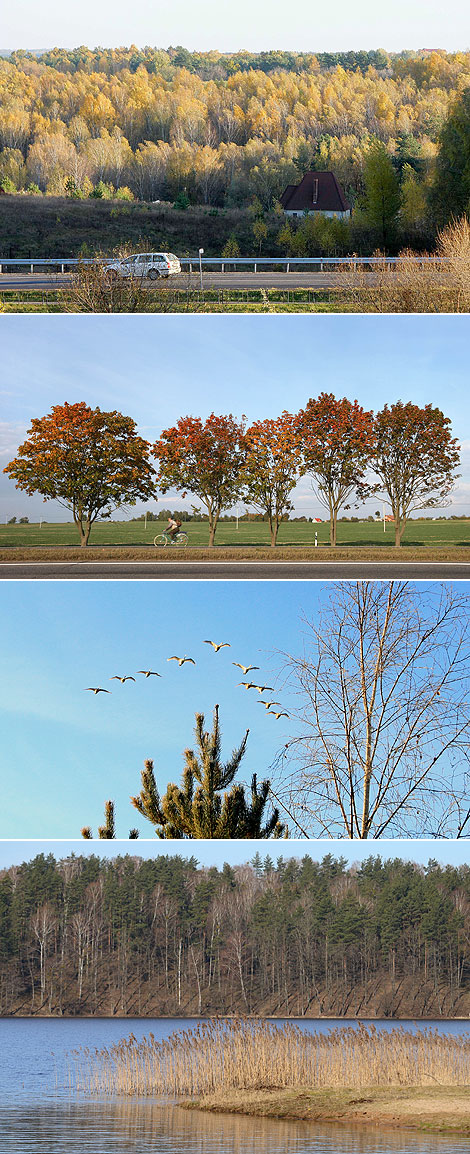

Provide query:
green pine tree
left=82, top=706, right=286, bottom=840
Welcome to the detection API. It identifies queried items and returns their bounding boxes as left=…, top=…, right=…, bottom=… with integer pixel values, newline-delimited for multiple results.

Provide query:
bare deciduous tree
left=31, top=903, right=56, bottom=999
left=273, top=582, right=470, bottom=839
left=65, top=259, right=173, bottom=313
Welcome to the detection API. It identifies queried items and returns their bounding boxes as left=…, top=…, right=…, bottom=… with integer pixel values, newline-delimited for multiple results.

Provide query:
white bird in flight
left=85, top=687, right=111, bottom=695
left=110, top=675, right=136, bottom=683
left=238, top=681, right=257, bottom=690
left=204, top=640, right=231, bottom=652
left=257, top=700, right=282, bottom=710
left=137, top=670, right=162, bottom=678
left=267, top=710, right=290, bottom=719
left=253, top=684, right=274, bottom=694
left=168, top=656, right=196, bottom=666
left=232, top=663, right=260, bottom=674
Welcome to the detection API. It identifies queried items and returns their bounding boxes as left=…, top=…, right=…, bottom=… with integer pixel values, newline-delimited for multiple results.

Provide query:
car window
left=135, top=255, right=148, bottom=264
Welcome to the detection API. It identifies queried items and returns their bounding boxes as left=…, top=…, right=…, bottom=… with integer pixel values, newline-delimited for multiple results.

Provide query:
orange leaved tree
left=372, top=401, right=460, bottom=546
left=152, top=412, right=246, bottom=546
left=241, top=412, right=300, bottom=546
left=4, top=401, right=157, bottom=546
left=295, top=393, right=376, bottom=546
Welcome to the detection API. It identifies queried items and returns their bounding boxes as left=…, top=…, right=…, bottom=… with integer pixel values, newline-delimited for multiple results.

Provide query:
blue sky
left=0, top=579, right=315, bottom=838
left=1, top=0, right=468, bottom=54
left=2, top=314, right=470, bottom=522
left=1, top=579, right=469, bottom=839
left=0, top=838, right=469, bottom=872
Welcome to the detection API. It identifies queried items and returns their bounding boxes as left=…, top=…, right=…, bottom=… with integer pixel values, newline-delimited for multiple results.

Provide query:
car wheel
left=148, top=268, right=159, bottom=281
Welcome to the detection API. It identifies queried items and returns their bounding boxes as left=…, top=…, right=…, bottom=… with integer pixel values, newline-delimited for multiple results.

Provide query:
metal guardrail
left=0, top=255, right=448, bottom=274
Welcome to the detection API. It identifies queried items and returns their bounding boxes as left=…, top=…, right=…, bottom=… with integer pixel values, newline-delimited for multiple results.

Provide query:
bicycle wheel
left=154, top=534, right=168, bottom=547
left=174, top=532, right=188, bottom=546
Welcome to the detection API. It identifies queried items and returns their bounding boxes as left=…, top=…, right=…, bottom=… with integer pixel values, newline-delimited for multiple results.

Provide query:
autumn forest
left=1, top=47, right=469, bottom=255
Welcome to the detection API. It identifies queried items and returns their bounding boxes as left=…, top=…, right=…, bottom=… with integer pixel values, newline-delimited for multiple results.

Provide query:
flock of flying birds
left=85, top=640, right=289, bottom=719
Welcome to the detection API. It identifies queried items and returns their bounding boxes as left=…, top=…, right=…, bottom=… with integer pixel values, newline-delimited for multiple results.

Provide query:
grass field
left=2, top=519, right=470, bottom=549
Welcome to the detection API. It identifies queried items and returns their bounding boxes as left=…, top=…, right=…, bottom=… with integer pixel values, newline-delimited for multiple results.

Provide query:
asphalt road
left=0, top=271, right=363, bottom=292
left=2, top=561, right=470, bottom=580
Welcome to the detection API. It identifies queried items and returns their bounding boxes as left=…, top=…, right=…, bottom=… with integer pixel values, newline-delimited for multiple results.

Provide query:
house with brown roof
left=280, top=171, right=351, bottom=219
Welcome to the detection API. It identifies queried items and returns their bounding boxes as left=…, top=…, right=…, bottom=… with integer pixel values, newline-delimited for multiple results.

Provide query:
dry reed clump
left=437, top=215, right=470, bottom=311
left=334, top=217, right=470, bottom=313
left=334, top=251, right=454, bottom=312
left=73, top=1019, right=470, bottom=1098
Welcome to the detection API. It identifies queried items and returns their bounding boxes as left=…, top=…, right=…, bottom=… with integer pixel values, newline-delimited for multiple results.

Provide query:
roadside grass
left=1, top=284, right=464, bottom=313
left=2, top=547, right=470, bottom=562
left=1, top=519, right=470, bottom=550
left=0, top=287, right=345, bottom=313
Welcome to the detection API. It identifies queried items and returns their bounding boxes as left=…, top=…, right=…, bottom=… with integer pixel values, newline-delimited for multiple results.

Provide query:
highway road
left=0, top=271, right=365, bottom=292
left=2, top=561, right=470, bottom=580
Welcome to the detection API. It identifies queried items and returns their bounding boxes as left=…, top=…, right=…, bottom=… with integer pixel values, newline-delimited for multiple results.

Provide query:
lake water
left=1, top=1017, right=469, bottom=1154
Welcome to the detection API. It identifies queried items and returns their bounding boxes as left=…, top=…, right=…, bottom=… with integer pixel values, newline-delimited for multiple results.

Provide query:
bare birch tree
left=273, top=582, right=470, bottom=838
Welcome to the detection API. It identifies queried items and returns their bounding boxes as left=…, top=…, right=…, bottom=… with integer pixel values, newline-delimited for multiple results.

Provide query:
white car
left=107, top=252, right=181, bottom=279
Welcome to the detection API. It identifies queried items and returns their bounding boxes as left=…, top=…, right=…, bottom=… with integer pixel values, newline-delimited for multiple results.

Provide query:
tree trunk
left=330, top=509, right=337, bottom=547
left=394, top=518, right=405, bottom=547
left=269, top=516, right=278, bottom=547
left=77, top=520, right=91, bottom=547
left=208, top=512, right=218, bottom=547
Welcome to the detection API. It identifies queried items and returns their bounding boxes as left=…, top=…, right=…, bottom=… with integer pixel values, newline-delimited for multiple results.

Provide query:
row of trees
left=1, top=850, right=469, bottom=1016
left=4, top=396, right=459, bottom=547
left=0, top=51, right=469, bottom=233
left=5, top=47, right=397, bottom=79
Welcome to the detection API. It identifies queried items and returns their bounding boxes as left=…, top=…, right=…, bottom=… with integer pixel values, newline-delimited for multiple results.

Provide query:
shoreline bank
left=183, top=1086, right=470, bottom=1136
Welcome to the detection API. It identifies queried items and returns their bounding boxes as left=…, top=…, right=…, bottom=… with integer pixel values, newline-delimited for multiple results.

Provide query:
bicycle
left=154, top=530, right=189, bottom=547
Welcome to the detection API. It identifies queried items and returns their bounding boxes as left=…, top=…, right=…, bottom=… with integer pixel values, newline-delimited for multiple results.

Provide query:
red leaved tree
left=241, top=413, right=300, bottom=546
left=372, top=401, right=460, bottom=546
left=3, top=402, right=156, bottom=546
left=152, top=413, right=246, bottom=546
left=295, top=393, right=376, bottom=546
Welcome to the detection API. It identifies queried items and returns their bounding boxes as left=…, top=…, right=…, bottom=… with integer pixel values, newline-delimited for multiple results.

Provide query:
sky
left=2, top=313, right=470, bottom=522
left=0, top=838, right=469, bottom=873
left=1, top=0, right=468, bottom=54
left=1, top=579, right=469, bottom=839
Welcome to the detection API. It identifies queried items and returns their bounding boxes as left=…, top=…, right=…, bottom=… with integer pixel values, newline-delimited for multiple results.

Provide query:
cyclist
left=167, top=515, right=182, bottom=541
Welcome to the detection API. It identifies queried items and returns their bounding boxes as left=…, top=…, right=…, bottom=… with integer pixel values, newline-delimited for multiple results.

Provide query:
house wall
left=285, top=209, right=351, bottom=219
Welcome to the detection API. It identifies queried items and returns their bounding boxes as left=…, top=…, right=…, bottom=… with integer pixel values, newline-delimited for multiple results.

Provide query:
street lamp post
left=198, top=248, right=204, bottom=291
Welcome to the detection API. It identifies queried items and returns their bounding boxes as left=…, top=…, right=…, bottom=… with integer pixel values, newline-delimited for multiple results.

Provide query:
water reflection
left=1, top=1099, right=469, bottom=1154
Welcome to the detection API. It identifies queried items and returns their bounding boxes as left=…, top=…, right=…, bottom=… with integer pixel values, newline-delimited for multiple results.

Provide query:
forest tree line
left=1, top=851, right=470, bottom=1017
left=0, top=48, right=469, bottom=251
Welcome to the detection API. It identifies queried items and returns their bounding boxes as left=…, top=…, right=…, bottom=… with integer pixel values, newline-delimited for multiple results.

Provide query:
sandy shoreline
left=183, top=1086, right=470, bottom=1135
